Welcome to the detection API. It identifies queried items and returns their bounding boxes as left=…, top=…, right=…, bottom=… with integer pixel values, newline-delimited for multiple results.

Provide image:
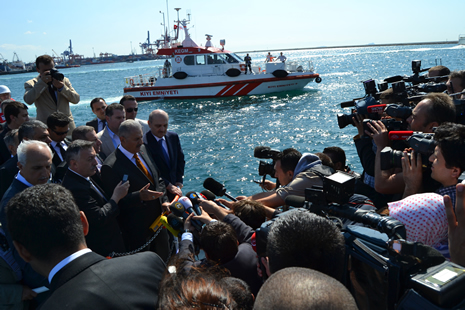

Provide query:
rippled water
left=2, top=44, right=464, bottom=195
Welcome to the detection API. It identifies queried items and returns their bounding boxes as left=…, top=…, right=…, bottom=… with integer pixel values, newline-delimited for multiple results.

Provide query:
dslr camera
left=47, top=68, right=65, bottom=82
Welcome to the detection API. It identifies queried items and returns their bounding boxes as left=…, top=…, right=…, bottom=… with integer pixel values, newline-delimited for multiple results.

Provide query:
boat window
left=224, top=54, right=239, bottom=64
left=230, top=53, right=243, bottom=62
left=184, top=56, right=195, bottom=66
left=196, top=55, right=206, bottom=65
left=207, top=55, right=225, bottom=65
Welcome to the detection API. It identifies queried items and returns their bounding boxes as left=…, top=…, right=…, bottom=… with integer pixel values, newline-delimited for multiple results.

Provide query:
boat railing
left=124, top=69, right=162, bottom=87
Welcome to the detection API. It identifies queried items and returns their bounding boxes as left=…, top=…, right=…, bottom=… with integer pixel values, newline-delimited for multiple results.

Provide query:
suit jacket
left=0, top=155, right=18, bottom=200
left=0, top=125, right=12, bottom=166
left=41, top=251, right=165, bottom=310
left=97, top=126, right=116, bottom=158
left=145, top=131, right=185, bottom=186
left=178, top=214, right=262, bottom=295
left=62, top=170, right=125, bottom=256
left=86, top=117, right=108, bottom=134
left=23, top=76, right=80, bottom=131
left=50, top=138, right=71, bottom=169
left=54, top=154, right=105, bottom=187
left=0, top=179, right=49, bottom=291
left=101, top=145, right=170, bottom=260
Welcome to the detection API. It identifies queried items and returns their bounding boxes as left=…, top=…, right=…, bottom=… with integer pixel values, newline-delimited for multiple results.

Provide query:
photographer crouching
left=238, top=148, right=334, bottom=209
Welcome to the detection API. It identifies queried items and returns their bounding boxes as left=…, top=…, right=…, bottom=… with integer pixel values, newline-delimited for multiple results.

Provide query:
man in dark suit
left=145, top=109, right=184, bottom=200
left=86, top=97, right=107, bottom=134
left=0, top=140, right=53, bottom=299
left=0, top=120, right=52, bottom=199
left=6, top=183, right=166, bottom=310
left=47, top=112, right=71, bottom=168
left=0, top=100, right=29, bottom=165
left=54, top=125, right=105, bottom=185
left=101, top=120, right=171, bottom=261
left=62, top=140, right=129, bottom=256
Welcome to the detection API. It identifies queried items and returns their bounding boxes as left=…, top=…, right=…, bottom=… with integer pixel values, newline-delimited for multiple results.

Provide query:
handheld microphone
left=149, top=211, right=169, bottom=232
left=200, top=190, right=229, bottom=210
left=170, top=195, right=180, bottom=204
left=186, top=191, right=203, bottom=215
left=167, top=214, right=184, bottom=233
left=177, top=197, right=203, bottom=231
left=159, top=215, right=180, bottom=237
left=203, top=178, right=237, bottom=201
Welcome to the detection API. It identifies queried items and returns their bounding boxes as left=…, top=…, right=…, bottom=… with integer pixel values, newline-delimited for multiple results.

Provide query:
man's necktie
left=100, top=120, right=106, bottom=132
left=158, top=139, right=171, bottom=169
left=58, top=143, right=67, bottom=160
left=134, top=153, right=154, bottom=184
left=48, top=85, right=57, bottom=104
left=89, top=179, right=107, bottom=202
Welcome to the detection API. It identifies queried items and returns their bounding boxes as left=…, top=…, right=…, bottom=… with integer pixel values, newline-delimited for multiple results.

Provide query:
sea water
left=1, top=44, right=464, bottom=196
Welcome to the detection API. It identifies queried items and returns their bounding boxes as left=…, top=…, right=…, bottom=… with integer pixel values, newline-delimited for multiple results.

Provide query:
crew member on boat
left=265, top=52, right=274, bottom=63
left=277, top=52, right=287, bottom=63
left=244, top=54, right=252, bottom=74
left=163, top=60, right=171, bottom=78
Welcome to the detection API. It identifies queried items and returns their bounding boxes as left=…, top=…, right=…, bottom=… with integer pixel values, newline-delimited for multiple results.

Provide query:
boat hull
left=123, top=73, right=319, bottom=100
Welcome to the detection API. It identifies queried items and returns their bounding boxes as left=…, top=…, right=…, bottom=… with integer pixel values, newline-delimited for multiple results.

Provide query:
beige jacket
left=24, top=76, right=80, bottom=131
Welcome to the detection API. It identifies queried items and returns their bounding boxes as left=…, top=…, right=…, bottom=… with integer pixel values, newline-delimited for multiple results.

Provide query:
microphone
left=159, top=215, right=180, bottom=237
left=384, top=75, right=404, bottom=83
left=167, top=214, right=184, bottom=233
left=177, top=197, right=203, bottom=231
left=200, top=190, right=229, bottom=210
left=149, top=211, right=169, bottom=232
left=203, top=178, right=237, bottom=201
left=186, top=191, right=203, bottom=215
left=170, top=195, right=180, bottom=203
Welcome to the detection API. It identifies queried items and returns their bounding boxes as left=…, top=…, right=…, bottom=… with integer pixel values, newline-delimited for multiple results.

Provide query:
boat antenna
left=174, top=8, right=181, bottom=41
left=166, top=0, right=170, bottom=38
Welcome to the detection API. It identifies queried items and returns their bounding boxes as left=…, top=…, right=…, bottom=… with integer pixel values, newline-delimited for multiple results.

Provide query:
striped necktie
left=134, top=153, right=154, bottom=184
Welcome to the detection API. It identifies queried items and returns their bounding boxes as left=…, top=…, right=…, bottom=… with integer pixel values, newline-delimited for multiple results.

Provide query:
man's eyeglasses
left=126, top=108, right=138, bottom=113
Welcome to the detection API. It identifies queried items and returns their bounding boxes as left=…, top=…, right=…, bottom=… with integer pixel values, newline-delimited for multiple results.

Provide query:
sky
left=2, top=0, right=465, bottom=63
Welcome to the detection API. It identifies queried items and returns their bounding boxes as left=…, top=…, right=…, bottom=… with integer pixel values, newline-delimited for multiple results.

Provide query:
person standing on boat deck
left=265, top=52, right=274, bottom=63
left=244, top=54, right=252, bottom=74
left=119, top=95, right=150, bottom=141
left=145, top=109, right=184, bottom=201
left=277, top=52, right=287, bottom=63
left=163, top=59, right=171, bottom=78
left=23, top=55, right=80, bottom=133
left=86, top=97, right=107, bottom=134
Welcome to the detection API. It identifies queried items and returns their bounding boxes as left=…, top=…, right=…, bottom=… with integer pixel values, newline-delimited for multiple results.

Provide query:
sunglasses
left=53, top=129, right=69, bottom=136
left=126, top=108, right=138, bottom=113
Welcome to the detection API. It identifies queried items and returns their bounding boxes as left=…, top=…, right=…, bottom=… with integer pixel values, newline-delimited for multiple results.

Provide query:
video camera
left=253, top=146, right=280, bottom=177
left=380, top=132, right=435, bottom=170
left=48, top=68, right=65, bottom=82
left=255, top=171, right=465, bottom=309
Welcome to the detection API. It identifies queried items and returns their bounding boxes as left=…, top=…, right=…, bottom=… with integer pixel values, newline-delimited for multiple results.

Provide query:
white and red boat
left=123, top=10, right=321, bottom=101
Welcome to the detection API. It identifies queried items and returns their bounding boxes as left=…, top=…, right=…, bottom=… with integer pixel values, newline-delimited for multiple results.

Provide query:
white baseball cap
left=0, top=85, right=11, bottom=95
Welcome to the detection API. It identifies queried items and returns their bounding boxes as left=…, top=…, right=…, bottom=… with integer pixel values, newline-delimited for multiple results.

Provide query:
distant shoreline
left=238, top=41, right=460, bottom=54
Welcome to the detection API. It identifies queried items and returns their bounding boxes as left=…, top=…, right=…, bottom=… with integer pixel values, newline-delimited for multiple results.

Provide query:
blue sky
left=2, top=0, right=464, bottom=63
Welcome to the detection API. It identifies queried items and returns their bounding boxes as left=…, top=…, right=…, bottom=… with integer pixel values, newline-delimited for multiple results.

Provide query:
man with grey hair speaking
left=0, top=140, right=53, bottom=300
left=101, top=120, right=171, bottom=261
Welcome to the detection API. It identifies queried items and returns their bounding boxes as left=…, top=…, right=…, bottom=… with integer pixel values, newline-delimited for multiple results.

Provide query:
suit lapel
left=139, top=145, right=158, bottom=183
left=116, top=148, right=153, bottom=186
left=49, top=252, right=105, bottom=292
